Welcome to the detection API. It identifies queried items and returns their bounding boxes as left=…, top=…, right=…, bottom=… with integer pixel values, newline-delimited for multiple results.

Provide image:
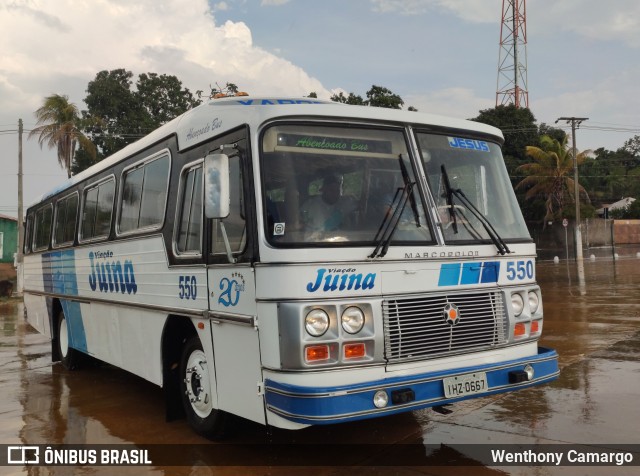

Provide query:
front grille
left=383, top=291, right=506, bottom=363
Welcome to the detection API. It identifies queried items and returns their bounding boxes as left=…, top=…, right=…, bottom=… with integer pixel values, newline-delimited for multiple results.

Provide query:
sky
left=1, top=0, right=640, bottom=219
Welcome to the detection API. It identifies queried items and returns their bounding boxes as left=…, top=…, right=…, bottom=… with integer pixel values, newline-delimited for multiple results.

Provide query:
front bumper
left=265, top=347, right=559, bottom=425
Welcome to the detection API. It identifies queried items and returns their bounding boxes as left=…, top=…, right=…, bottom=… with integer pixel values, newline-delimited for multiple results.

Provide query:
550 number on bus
left=178, top=275, right=197, bottom=300
left=506, top=260, right=534, bottom=281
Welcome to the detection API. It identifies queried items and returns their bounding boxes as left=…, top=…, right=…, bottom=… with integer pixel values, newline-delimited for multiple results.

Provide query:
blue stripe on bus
left=43, top=251, right=87, bottom=353
left=60, top=300, right=87, bottom=353
left=480, top=261, right=500, bottom=283
left=265, top=348, right=559, bottom=425
left=460, top=262, right=481, bottom=285
left=438, top=261, right=500, bottom=286
left=437, top=263, right=461, bottom=286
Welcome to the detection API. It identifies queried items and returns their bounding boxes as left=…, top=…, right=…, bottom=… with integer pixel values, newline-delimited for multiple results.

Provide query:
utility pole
left=17, top=119, right=24, bottom=295
left=556, top=116, right=588, bottom=262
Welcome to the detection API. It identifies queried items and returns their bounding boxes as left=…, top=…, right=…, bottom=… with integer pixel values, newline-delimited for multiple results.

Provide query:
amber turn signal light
left=343, top=342, right=366, bottom=359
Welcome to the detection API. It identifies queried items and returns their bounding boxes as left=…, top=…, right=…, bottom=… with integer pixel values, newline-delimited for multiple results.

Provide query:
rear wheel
left=56, top=310, right=81, bottom=370
left=180, top=336, right=227, bottom=439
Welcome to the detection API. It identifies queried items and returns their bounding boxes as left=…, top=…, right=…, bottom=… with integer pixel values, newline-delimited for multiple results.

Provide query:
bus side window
left=54, top=193, right=79, bottom=247
left=119, top=153, right=170, bottom=234
left=211, top=156, right=245, bottom=256
left=80, top=178, right=115, bottom=243
left=176, top=164, right=203, bottom=254
left=33, top=205, right=53, bottom=251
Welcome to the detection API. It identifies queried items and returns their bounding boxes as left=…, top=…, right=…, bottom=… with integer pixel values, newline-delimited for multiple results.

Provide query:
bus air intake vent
left=382, top=291, right=506, bottom=363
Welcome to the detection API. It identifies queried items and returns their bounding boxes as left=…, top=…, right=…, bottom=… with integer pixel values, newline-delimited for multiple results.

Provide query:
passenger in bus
left=301, top=174, right=355, bottom=233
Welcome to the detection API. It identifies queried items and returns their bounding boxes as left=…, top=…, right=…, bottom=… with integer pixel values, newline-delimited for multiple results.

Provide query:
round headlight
left=511, top=293, right=524, bottom=317
left=528, top=291, right=540, bottom=314
left=373, top=390, right=389, bottom=408
left=341, top=306, right=365, bottom=334
left=305, top=309, right=329, bottom=337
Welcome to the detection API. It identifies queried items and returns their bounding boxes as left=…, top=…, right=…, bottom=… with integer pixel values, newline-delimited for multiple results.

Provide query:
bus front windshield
left=416, top=132, right=531, bottom=243
left=261, top=124, right=432, bottom=247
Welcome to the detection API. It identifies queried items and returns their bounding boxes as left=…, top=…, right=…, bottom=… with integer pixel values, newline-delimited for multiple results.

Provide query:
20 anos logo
left=218, top=272, right=246, bottom=307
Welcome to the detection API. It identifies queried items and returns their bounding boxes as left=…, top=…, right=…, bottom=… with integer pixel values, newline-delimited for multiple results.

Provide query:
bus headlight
left=305, top=309, right=330, bottom=337
left=528, top=291, right=540, bottom=314
left=511, top=293, right=524, bottom=317
left=373, top=390, right=389, bottom=408
left=341, top=306, right=365, bottom=334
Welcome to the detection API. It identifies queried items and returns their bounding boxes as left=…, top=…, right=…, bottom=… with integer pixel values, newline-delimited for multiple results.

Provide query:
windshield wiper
left=440, top=165, right=511, bottom=256
left=369, top=181, right=414, bottom=258
left=399, top=153, right=421, bottom=228
left=369, top=154, right=421, bottom=259
left=440, top=164, right=458, bottom=234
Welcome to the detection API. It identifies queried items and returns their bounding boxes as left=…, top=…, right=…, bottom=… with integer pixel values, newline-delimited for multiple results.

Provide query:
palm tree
left=516, top=135, right=590, bottom=224
left=29, top=94, right=96, bottom=178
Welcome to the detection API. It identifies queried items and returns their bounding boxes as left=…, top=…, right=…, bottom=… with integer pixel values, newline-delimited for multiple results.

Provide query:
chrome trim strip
left=206, top=310, right=255, bottom=327
left=23, top=289, right=205, bottom=318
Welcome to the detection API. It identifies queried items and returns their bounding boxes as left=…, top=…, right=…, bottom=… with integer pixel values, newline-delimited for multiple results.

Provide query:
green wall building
left=0, top=214, right=18, bottom=264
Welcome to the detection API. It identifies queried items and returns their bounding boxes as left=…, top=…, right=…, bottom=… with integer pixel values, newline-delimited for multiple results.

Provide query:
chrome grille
left=383, top=291, right=506, bottom=363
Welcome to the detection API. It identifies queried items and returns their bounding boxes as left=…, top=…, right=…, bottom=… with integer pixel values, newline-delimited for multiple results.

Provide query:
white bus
left=23, top=96, right=559, bottom=438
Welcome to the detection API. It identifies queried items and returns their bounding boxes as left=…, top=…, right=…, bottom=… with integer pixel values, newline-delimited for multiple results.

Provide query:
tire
left=56, top=310, right=81, bottom=370
left=180, top=336, right=227, bottom=439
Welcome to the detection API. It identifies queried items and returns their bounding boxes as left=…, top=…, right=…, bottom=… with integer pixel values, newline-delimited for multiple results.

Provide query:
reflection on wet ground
left=0, top=256, right=639, bottom=474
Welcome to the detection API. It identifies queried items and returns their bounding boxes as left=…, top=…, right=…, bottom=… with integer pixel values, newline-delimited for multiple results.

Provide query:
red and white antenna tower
left=496, top=0, right=528, bottom=108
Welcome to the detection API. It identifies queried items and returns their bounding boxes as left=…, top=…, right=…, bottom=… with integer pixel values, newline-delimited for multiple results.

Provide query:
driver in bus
left=301, top=173, right=355, bottom=234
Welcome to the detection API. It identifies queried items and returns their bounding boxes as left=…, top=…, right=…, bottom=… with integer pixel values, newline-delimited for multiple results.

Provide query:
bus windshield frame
left=260, top=122, right=434, bottom=248
left=259, top=121, right=530, bottom=249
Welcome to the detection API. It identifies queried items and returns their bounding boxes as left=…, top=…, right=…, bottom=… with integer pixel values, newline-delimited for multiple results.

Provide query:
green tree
left=365, top=85, right=403, bottom=109
left=622, top=135, right=640, bottom=157
left=579, top=146, right=640, bottom=206
left=136, top=73, right=201, bottom=129
left=83, top=69, right=141, bottom=158
left=330, top=91, right=365, bottom=105
left=29, top=94, right=96, bottom=178
left=330, top=85, right=413, bottom=109
left=516, top=135, right=590, bottom=224
left=75, top=69, right=200, bottom=173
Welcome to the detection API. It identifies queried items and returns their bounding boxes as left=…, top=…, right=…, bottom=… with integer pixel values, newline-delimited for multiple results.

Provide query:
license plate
left=443, top=372, right=488, bottom=398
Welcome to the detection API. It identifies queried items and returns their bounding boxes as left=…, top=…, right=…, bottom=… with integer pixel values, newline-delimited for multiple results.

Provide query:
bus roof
left=30, top=96, right=503, bottom=207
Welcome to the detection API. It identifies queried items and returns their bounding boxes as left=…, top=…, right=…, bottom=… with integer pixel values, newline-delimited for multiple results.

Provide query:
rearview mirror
left=204, top=153, right=230, bottom=219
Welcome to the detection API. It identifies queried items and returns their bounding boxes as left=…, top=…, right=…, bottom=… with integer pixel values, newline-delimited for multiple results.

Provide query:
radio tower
left=496, top=0, right=528, bottom=108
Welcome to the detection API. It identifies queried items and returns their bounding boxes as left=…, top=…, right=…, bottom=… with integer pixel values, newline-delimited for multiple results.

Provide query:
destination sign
left=277, top=133, right=393, bottom=154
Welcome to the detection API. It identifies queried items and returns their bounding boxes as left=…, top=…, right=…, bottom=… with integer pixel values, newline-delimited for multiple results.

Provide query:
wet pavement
left=0, top=255, right=639, bottom=475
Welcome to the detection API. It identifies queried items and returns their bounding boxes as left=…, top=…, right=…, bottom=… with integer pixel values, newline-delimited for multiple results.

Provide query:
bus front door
left=207, top=266, right=264, bottom=425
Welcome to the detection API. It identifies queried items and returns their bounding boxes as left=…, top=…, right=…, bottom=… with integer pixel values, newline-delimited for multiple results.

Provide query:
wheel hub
left=184, top=350, right=212, bottom=418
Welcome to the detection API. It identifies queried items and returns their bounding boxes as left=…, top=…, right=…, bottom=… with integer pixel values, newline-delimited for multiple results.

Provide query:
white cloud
left=0, top=0, right=329, bottom=119
left=0, top=0, right=331, bottom=215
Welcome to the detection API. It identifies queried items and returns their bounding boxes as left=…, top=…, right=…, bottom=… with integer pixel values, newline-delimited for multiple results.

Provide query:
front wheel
left=56, top=311, right=81, bottom=370
left=179, top=336, right=227, bottom=439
